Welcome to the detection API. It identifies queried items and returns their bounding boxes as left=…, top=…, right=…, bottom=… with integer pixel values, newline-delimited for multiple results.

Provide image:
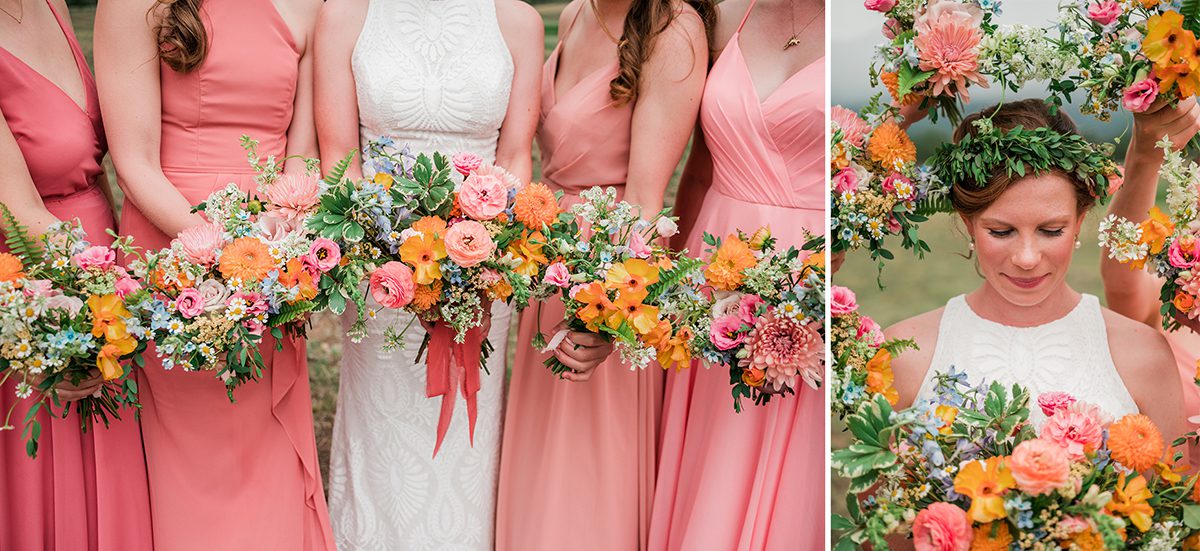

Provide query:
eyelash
left=986, top=228, right=1066, bottom=238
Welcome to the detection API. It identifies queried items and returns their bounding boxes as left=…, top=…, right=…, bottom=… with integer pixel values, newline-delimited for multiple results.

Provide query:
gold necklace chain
left=784, top=4, right=822, bottom=51
left=0, top=0, right=23, bottom=24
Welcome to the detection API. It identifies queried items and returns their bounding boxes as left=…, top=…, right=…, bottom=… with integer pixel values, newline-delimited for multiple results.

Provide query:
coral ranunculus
left=513, top=183, right=561, bottom=229
left=1039, top=408, right=1104, bottom=460
left=443, top=220, right=496, bottom=267
left=87, top=294, right=132, bottom=342
left=953, top=457, right=1016, bottom=524
left=1107, top=414, right=1165, bottom=472
left=1008, top=438, right=1070, bottom=496
left=458, top=172, right=509, bottom=220
left=217, top=237, right=275, bottom=283
left=369, top=261, right=416, bottom=308
left=867, top=121, right=918, bottom=170
left=72, top=246, right=116, bottom=271
left=911, top=502, right=972, bottom=551
left=704, top=237, right=757, bottom=291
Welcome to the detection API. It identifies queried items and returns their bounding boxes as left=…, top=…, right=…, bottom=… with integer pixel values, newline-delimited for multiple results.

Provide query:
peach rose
left=444, top=221, right=495, bottom=267
left=1009, top=439, right=1071, bottom=496
left=72, top=246, right=116, bottom=271
left=830, top=285, right=858, bottom=315
left=458, top=172, right=508, bottom=220
left=369, top=262, right=415, bottom=308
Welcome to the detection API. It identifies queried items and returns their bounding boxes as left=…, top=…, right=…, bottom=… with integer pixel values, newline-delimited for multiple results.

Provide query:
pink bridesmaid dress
left=496, top=9, right=660, bottom=551
left=116, top=1, right=334, bottom=549
left=0, top=2, right=153, bottom=549
left=648, top=1, right=825, bottom=549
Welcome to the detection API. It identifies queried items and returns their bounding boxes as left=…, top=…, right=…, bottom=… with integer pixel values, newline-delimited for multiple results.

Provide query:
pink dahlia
left=832, top=106, right=871, bottom=148
left=176, top=223, right=227, bottom=267
left=1040, top=408, right=1105, bottom=460
left=265, top=174, right=321, bottom=225
left=740, top=313, right=823, bottom=391
left=914, top=11, right=988, bottom=102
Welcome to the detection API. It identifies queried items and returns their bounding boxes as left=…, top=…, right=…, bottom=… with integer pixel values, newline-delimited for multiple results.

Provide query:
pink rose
left=452, top=152, right=484, bottom=177
left=1122, top=78, right=1159, bottom=113
left=627, top=232, right=652, bottom=259
left=264, top=174, right=320, bottom=224
left=1059, top=516, right=1091, bottom=536
left=305, top=238, right=342, bottom=273
left=738, top=294, right=765, bottom=324
left=369, top=262, right=415, bottom=308
left=72, top=246, right=116, bottom=271
left=231, top=292, right=268, bottom=316
left=443, top=220, right=496, bottom=267
left=864, top=0, right=897, bottom=13
left=710, top=314, right=749, bottom=351
left=243, top=318, right=265, bottom=337
left=1009, top=438, right=1071, bottom=496
left=911, top=503, right=972, bottom=551
left=115, top=276, right=142, bottom=299
left=458, top=172, right=508, bottom=220
left=1037, top=391, right=1077, bottom=417
left=883, top=173, right=912, bottom=198
left=176, top=223, right=227, bottom=267
left=46, top=294, right=83, bottom=316
left=830, top=286, right=859, bottom=316
left=1040, top=409, right=1104, bottom=460
left=176, top=288, right=205, bottom=319
left=1087, top=1, right=1123, bottom=27
left=480, top=268, right=502, bottom=286
left=857, top=315, right=885, bottom=347
left=258, top=212, right=300, bottom=244
left=544, top=262, right=571, bottom=287
left=833, top=168, right=860, bottom=194
left=22, top=279, right=55, bottom=298
left=1169, top=236, right=1199, bottom=269
left=886, top=215, right=902, bottom=234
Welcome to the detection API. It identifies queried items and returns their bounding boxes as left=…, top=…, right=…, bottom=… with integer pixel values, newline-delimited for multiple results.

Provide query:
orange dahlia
left=513, top=183, right=560, bottom=229
left=0, top=252, right=25, bottom=283
left=969, top=522, right=1012, bottom=551
left=867, top=121, right=917, bottom=170
left=704, top=237, right=757, bottom=291
left=1107, top=414, right=1164, bottom=473
left=411, top=281, right=443, bottom=311
left=218, top=237, right=275, bottom=283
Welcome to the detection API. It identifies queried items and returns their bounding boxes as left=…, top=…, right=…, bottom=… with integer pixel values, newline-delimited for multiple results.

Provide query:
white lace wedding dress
left=915, top=294, right=1139, bottom=426
left=327, top=0, right=514, bottom=548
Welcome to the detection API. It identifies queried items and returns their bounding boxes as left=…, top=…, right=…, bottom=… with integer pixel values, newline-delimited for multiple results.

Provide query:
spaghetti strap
left=560, top=1, right=588, bottom=42
left=736, top=0, right=758, bottom=34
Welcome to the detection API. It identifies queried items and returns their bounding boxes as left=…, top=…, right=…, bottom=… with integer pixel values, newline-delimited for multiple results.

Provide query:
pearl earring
left=968, top=240, right=975, bottom=251
left=1075, top=239, right=1082, bottom=250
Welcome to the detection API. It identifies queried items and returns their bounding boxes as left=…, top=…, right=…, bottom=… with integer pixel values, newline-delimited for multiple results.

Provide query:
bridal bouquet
left=0, top=213, right=149, bottom=457
left=691, top=229, right=825, bottom=412
left=830, top=105, right=932, bottom=265
left=865, top=0, right=1074, bottom=124
left=528, top=186, right=705, bottom=376
left=1099, top=138, right=1200, bottom=332
left=136, top=140, right=336, bottom=398
left=832, top=372, right=1200, bottom=549
left=829, top=285, right=914, bottom=420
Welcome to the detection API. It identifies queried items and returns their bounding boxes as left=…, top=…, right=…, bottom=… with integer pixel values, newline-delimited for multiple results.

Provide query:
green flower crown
left=926, top=121, right=1120, bottom=213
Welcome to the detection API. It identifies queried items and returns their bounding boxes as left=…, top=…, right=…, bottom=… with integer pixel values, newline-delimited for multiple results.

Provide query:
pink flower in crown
left=369, top=261, right=415, bottom=308
left=72, top=246, right=116, bottom=271
left=737, top=294, right=765, bottom=324
left=458, top=172, right=508, bottom=220
left=914, top=2, right=987, bottom=102
left=265, top=174, right=321, bottom=224
left=627, top=232, right=652, bottom=259
left=1169, top=236, right=1199, bottom=270
left=833, top=168, right=860, bottom=194
left=1040, top=407, right=1104, bottom=460
left=543, top=262, right=571, bottom=288
left=305, top=238, right=342, bottom=274
left=1122, top=78, right=1159, bottom=114
left=1037, top=391, right=1077, bottom=417
left=176, top=223, right=227, bottom=267
left=1087, top=1, right=1123, bottom=27
left=857, top=315, right=885, bottom=347
left=115, top=276, right=142, bottom=299
left=444, top=220, right=496, bottom=267
left=452, top=153, right=484, bottom=177
left=22, top=279, right=55, bottom=298
left=742, top=314, right=823, bottom=390
left=830, top=286, right=859, bottom=316
left=864, top=0, right=897, bottom=14
left=176, top=288, right=205, bottom=319
left=832, top=106, right=871, bottom=148
left=911, top=503, right=971, bottom=551
left=710, top=314, right=749, bottom=351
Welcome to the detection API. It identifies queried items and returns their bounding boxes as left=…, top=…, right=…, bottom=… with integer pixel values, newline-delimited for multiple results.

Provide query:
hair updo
left=949, top=99, right=1097, bottom=218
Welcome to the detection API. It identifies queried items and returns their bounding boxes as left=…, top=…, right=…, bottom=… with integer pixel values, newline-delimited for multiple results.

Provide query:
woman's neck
left=965, top=281, right=1083, bottom=328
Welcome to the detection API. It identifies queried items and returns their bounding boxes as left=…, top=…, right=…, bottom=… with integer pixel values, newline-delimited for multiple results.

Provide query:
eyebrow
left=977, top=217, right=1072, bottom=226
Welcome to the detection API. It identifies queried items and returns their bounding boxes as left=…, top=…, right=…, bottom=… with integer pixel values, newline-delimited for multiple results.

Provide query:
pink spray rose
left=444, top=220, right=496, bottom=267
left=543, top=262, right=571, bottom=287
left=830, top=286, right=859, bottom=315
left=264, top=174, right=320, bottom=224
left=458, top=172, right=508, bottom=220
left=857, top=315, right=885, bottom=347
left=1122, top=78, right=1159, bottom=113
left=115, top=276, right=142, bottom=299
left=710, top=314, right=749, bottom=351
left=1037, top=391, right=1077, bottom=417
left=833, top=168, right=860, bottom=194
left=369, top=262, right=415, bottom=308
left=737, top=294, right=765, bottom=324
left=176, top=288, right=205, bottom=319
left=627, top=232, right=652, bottom=259
left=305, top=238, right=342, bottom=273
left=176, top=223, right=227, bottom=267
left=72, top=246, right=116, bottom=271
left=22, top=279, right=55, bottom=298
left=1009, top=438, right=1071, bottom=496
left=243, top=319, right=266, bottom=336
left=452, top=152, right=484, bottom=177
left=1087, top=1, right=1123, bottom=27
left=864, top=0, right=897, bottom=13
left=911, top=503, right=972, bottom=551
left=1169, top=236, right=1199, bottom=269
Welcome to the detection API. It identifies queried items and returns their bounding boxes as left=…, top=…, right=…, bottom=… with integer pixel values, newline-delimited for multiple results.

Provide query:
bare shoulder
left=48, top=0, right=73, bottom=25
left=495, top=0, right=544, bottom=43
left=557, top=0, right=583, bottom=33
left=1101, top=306, right=1176, bottom=378
left=318, top=0, right=369, bottom=30
left=645, top=1, right=707, bottom=71
left=712, top=0, right=749, bottom=50
left=289, top=0, right=324, bottom=22
left=884, top=307, right=945, bottom=407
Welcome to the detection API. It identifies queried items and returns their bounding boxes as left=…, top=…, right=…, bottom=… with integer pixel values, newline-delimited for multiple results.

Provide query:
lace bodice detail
left=916, top=294, right=1139, bottom=426
left=352, top=0, right=514, bottom=165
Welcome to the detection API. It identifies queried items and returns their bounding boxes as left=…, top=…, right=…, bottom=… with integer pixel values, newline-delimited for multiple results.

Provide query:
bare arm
left=623, top=9, right=709, bottom=216
left=1101, top=98, right=1200, bottom=326
left=493, top=0, right=543, bottom=184
left=313, top=0, right=368, bottom=181
left=283, top=0, right=322, bottom=173
left=1106, top=310, right=1190, bottom=457
left=883, top=308, right=942, bottom=409
left=0, top=105, right=60, bottom=234
left=670, top=123, right=711, bottom=251
left=94, top=0, right=203, bottom=238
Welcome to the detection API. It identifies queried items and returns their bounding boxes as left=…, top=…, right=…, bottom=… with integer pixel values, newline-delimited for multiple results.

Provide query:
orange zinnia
left=953, top=457, right=1016, bottom=523
left=1107, top=414, right=1164, bottom=472
left=1144, top=11, right=1194, bottom=68
left=412, top=216, right=448, bottom=239
left=0, top=252, right=25, bottom=283
left=969, top=522, right=1013, bottom=551
left=607, top=291, right=660, bottom=336
left=704, top=237, right=757, bottom=291
left=218, top=237, right=275, bottom=283
left=513, top=183, right=561, bottom=229
left=506, top=231, right=548, bottom=277
left=399, top=232, right=447, bottom=285
left=574, top=282, right=615, bottom=330
left=1106, top=473, right=1154, bottom=532
left=867, top=121, right=917, bottom=170
left=604, top=259, right=660, bottom=298
left=865, top=349, right=899, bottom=405
left=411, top=281, right=443, bottom=311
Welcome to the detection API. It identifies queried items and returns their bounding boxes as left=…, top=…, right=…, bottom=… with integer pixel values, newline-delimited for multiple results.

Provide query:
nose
left=1011, top=235, right=1039, bottom=270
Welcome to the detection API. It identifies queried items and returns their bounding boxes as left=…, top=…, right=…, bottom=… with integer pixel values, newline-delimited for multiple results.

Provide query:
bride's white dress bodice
left=915, top=294, right=1139, bottom=426
left=328, top=1, right=514, bottom=549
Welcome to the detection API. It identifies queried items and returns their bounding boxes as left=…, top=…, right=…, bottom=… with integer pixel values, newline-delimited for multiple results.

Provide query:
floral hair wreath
left=926, top=118, right=1121, bottom=212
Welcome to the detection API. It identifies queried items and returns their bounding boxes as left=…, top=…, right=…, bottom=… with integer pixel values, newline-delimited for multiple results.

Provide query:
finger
left=561, top=369, right=593, bottom=382
left=557, top=342, right=612, bottom=364
left=565, top=331, right=608, bottom=347
left=554, top=349, right=601, bottom=375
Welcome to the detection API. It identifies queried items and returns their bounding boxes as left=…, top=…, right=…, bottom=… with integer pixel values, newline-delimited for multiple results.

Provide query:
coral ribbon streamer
left=426, top=324, right=485, bottom=457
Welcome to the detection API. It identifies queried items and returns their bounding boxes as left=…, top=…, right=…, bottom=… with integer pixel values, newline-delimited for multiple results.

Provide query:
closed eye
left=1041, top=228, right=1065, bottom=237
left=986, top=229, right=1013, bottom=238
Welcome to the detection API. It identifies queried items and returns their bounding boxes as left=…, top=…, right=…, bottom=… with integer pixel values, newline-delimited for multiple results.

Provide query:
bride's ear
left=958, top=212, right=975, bottom=242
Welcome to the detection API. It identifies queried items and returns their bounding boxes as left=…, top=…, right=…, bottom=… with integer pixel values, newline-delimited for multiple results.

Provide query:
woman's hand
left=1132, top=97, right=1200, bottom=154
left=43, top=369, right=106, bottom=403
left=550, top=322, right=614, bottom=383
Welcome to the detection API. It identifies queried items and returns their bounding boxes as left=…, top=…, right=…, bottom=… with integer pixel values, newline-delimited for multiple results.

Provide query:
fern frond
left=646, top=257, right=702, bottom=302
left=272, top=300, right=317, bottom=326
left=0, top=203, right=44, bottom=266
left=324, top=151, right=357, bottom=187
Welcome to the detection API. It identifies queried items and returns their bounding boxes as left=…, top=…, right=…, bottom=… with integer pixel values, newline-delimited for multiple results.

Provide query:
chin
left=991, top=275, right=1058, bottom=308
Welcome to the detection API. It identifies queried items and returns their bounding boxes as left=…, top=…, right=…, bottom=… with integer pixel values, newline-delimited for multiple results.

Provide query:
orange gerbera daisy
left=865, top=348, right=899, bottom=405
left=1107, top=414, right=1164, bottom=472
left=574, top=282, right=615, bottom=330
left=506, top=230, right=548, bottom=277
left=218, top=237, right=275, bottom=283
left=412, top=216, right=448, bottom=239
left=704, top=237, right=757, bottom=291
left=970, top=522, right=1013, bottom=551
left=399, top=232, right=447, bottom=285
left=411, top=281, right=443, bottom=311
left=867, top=121, right=917, bottom=170
left=0, top=252, right=25, bottom=283
left=605, top=259, right=660, bottom=298
left=513, top=183, right=560, bottom=229
left=953, top=457, right=1016, bottom=523
left=607, top=291, right=661, bottom=336
left=1106, top=473, right=1154, bottom=532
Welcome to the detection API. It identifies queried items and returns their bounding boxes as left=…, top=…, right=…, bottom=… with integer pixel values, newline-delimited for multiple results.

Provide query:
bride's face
left=962, top=173, right=1086, bottom=308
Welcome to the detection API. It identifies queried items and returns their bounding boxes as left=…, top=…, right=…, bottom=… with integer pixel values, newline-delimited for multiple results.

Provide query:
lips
left=1004, top=274, right=1049, bottom=290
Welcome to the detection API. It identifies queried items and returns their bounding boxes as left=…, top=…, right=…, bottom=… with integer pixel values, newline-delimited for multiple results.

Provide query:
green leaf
left=324, top=150, right=356, bottom=187
left=343, top=222, right=366, bottom=243
left=1184, top=504, right=1200, bottom=530
left=831, top=515, right=856, bottom=532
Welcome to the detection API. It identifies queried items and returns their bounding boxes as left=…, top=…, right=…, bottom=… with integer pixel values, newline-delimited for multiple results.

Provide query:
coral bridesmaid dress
left=648, top=1, right=825, bottom=549
left=116, top=1, right=334, bottom=548
left=496, top=10, right=660, bottom=551
left=0, top=2, right=153, bottom=549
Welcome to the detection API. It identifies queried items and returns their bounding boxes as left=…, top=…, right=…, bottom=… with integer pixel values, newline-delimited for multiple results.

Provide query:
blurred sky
left=832, top=0, right=1136, bottom=155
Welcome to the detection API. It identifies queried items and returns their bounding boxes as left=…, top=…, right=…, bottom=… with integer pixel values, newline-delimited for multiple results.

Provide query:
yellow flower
left=399, top=232, right=447, bottom=285
left=1106, top=473, right=1153, bottom=532
left=506, top=230, right=548, bottom=277
left=865, top=349, right=899, bottom=405
left=604, top=259, right=660, bottom=299
left=934, top=405, right=958, bottom=435
left=953, top=457, right=1016, bottom=523
left=87, top=294, right=131, bottom=343
left=704, top=237, right=757, bottom=291
left=97, top=335, right=137, bottom=381
left=655, top=326, right=693, bottom=371
left=607, top=291, right=660, bottom=336
left=748, top=227, right=771, bottom=250
left=1156, top=60, right=1200, bottom=97
left=373, top=172, right=394, bottom=190
left=1144, top=11, right=1193, bottom=68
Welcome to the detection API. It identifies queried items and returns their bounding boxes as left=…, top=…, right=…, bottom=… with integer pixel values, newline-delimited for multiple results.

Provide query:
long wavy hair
left=595, top=0, right=717, bottom=105
left=152, top=0, right=208, bottom=73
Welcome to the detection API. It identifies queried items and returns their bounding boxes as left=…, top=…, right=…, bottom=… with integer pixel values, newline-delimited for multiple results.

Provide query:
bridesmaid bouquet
left=691, top=228, right=825, bottom=412
left=1099, top=138, right=1200, bottom=333
left=830, top=105, right=932, bottom=266
left=529, top=186, right=705, bottom=376
left=829, top=285, right=914, bottom=420
left=136, top=141, right=337, bottom=398
left=865, top=0, right=1073, bottom=124
left=0, top=213, right=148, bottom=457
left=833, top=373, right=1199, bottom=550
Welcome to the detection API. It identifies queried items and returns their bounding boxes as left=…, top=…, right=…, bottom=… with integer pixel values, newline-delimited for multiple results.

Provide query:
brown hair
left=598, top=0, right=717, bottom=105
left=153, top=0, right=208, bottom=73
left=950, top=99, right=1097, bottom=217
